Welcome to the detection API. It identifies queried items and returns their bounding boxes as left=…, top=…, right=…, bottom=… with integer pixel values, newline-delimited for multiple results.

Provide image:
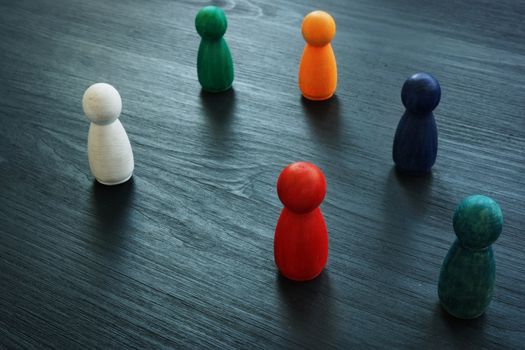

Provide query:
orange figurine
left=298, top=11, right=337, bottom=101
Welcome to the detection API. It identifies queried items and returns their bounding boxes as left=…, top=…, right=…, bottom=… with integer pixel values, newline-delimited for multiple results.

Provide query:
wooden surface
left=1, top=0, right=524, bottom=348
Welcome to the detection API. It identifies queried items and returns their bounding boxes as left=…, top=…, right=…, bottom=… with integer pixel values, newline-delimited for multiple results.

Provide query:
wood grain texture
left=0, top=0, right=524, bottom=348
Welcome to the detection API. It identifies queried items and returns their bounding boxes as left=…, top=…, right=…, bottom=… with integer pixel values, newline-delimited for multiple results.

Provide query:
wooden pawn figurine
left=438, top=195, right=503, bottom=319
left=195, top=6, right=234, bottom=92
left=82, top=83, right=134, bottom=185
left=393, top=73, right=440, bottom=174
left=274, top=162, right=328, bottom=281
left=299, top=11, right=337, bottom=101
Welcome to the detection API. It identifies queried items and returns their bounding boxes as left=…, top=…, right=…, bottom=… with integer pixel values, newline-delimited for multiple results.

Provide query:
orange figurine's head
left=301, top=11, right=336, bottom=46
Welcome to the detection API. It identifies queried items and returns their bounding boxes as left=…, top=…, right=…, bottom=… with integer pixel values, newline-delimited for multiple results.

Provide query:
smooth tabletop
left=1, top=0, right=524, bottom=348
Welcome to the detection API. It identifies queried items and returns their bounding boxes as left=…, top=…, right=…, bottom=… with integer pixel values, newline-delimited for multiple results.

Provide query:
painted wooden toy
left=392, top=72, right=440, bottom=174
left=438, top=195, right=503, bottom=319
left=298, top=11, right=337, bottom=101
left=82, top=83, right=134, bottom=185
left=195, top=6, right=234, bottom=93
left=274, top=162, right=328, bottom=281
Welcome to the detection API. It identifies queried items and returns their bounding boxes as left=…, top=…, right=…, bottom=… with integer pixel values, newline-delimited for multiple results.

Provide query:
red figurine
left=274, top=162, right=328, bottom=281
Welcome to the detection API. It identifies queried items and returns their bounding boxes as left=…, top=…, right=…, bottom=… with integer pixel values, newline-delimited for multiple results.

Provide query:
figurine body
left=196, top=6, right=234, bottom=92
left=438, top=195, right=503, bottom=319
left=299, top=11, right=337, bottom=101
left=393, top=73, right=440, bottom=174
left=82, top=83, right=134, bottom=185
left=274, top=162, right=328, bottom=281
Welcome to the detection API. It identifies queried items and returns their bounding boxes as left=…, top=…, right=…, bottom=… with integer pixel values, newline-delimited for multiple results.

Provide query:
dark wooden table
left=1, top=0, right=524, bottom=348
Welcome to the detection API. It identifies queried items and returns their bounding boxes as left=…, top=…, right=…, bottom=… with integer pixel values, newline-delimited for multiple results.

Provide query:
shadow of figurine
left=301, top=95, right=342, bottom=147
left=276, top=272, right=335, bottom=346
left=90, top=178, right=135, bottom=246
left=199, top=88, right=237, bottom=156
left=432, top=302, right=488, bottom=347
left=392, top=166, right=434, bottom=215
left=200, top=88, right=236, bottom=123
left=410, top=302, right=488, bottom=349
left=438, top=302, right=487, bottom=328
left=376, top=167, right=434, bottom=266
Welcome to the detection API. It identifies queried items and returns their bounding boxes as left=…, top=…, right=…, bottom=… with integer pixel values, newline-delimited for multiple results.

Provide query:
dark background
left=1, top=0, right=524, bottom=348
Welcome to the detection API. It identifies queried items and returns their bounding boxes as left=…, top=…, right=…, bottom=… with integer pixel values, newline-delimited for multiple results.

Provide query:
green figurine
left=438, top=195, right=503, bottom=319
left=195, top=6, right=234, bottom=92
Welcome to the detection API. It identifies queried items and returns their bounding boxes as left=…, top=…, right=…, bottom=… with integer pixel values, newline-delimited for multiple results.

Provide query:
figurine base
left=440, top=302, right=486, bottom=320
left=96, top=173, right=133, bottom=186
left=302, top=92, right=334, bottom=101
left=279, top=269, right=324, bottom=282
left=202, top=85, right=233, bottom=94
left=395, top=165, right=432, bottom=176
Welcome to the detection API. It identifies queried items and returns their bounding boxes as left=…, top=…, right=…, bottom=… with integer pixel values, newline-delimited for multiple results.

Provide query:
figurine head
left=453, top=195, right=503, bottom=250
left=277, top=162, right=326, bottom=213
left=401, top=73, right=441, bottom=114
left=302, top=11, right=336, bottom=47
left=195, top=6, right=228, bottom=40
left=82, top=83, right=122, bottom=125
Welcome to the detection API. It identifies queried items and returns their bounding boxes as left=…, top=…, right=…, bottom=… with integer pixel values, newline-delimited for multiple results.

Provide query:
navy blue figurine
left=393, top=73, right=440, bottom=174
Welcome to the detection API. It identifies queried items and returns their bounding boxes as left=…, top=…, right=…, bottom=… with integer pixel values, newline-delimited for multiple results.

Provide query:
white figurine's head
left=82, top=83, right=122, bottom=125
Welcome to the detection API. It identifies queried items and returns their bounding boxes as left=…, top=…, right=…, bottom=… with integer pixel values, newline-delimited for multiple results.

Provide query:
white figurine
left=82, top=83, right=134, bottom=185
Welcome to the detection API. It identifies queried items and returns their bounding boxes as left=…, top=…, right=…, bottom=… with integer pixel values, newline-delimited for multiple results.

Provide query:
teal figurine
left=195, top=6, right=234, bottom=92
left=438, top=195, right=503, bottom=319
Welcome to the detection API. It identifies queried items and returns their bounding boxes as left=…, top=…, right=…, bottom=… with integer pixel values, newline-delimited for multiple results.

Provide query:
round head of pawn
left=401, top=73, right=441, bottom=114
left=302, top=11, right=336, bottom=47
left=277, top=162, right=326, bottom=213
left=82, top=83, right=122, bottom=125
left=195, top=6, right=227, bottom=40
left=453, top=195, right=503, bottom=250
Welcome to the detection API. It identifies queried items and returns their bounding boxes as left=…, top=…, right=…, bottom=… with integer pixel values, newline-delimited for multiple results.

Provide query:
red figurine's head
left=277, top=162, right=326, bottom=213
